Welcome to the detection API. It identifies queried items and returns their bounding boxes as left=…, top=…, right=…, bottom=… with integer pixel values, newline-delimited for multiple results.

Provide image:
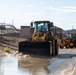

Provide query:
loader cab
left=31, top=21, right=54, bottom=33
left=69, top=32, right=76, bottom=38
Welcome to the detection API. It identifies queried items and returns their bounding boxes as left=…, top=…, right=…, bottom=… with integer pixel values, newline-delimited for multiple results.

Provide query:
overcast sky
left=0, top=0, right=76, bottom=30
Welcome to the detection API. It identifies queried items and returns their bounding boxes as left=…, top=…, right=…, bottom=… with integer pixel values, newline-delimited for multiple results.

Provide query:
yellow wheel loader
left=19, top=21, right=59, bottom=57
left=60, top=32, right=76, bottom=49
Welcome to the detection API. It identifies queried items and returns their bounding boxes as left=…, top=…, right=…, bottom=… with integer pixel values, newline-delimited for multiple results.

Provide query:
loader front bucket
left=19, top=41, right=51, bottom=57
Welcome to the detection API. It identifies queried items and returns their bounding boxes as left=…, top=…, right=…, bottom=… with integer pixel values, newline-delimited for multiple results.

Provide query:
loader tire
left=60, top=45, right=64, bottom=49
left=75, top=46, right=76, bottom=48
left=65, top=44, right=69, bottom=49
left=73, top=41, right=76, bottom=48
left=60, top=43, right=64, bottom=49
left=51, top=39, right=55, bottom=56
left=70, top=46, right=73, bottom=48
left=55, top=39, right=59, bottom=55
left=74, top=43, right=76, bottom=48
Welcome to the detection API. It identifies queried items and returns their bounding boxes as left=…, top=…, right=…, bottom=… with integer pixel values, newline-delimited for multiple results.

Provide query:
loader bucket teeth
left=19, top=41, right=51, bottom=57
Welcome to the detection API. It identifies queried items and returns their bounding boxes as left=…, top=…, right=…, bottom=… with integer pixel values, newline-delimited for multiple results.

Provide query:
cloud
left=24, top=12, right=46, bottom=16
left=44, top=6, right=76, bottom=14
left=57, top=6, right=76, bottom=13
left=39, top=3, right=46, bottom=5
left=56, top=8, right=76, bottom=13
left=61, top=6, right=76, bottom=9
left=28, top=4, right=33, bottom=7
left=44, top=6, right=54, bottom=10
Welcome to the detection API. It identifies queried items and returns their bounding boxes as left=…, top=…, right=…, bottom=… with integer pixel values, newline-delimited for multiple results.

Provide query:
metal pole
left=12, top=19, right=14, bottom=25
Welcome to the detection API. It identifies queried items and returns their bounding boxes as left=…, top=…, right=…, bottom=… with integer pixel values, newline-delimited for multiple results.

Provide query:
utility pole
left=12, top=19, right=14, bottom=25
left=72, top=25, right=74, bottom=29
left=4, top=19, right=5, bottom=25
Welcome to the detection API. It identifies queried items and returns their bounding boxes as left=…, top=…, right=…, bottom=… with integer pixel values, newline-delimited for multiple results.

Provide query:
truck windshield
left=34, top=22, right=48, bottom=32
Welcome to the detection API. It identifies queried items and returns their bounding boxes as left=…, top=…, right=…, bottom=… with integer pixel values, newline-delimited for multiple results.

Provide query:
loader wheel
left=75, top=46, right=76, bottom=48
left=60, top=43, right=64, bottom=49
left=74, top=43, right=76, bottom=48
left=65, top=44, right=69, bottom=49
left=54, top=39, right=59, bottom=55
left=51, top=39, right=55, bottom=56
left=60, top=45, right=64, bottom=49
left=70, top=46, right=73, bottom=48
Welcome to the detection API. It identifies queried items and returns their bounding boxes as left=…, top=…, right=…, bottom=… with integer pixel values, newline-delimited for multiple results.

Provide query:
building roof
left=0, top=25, right=6, bottom=30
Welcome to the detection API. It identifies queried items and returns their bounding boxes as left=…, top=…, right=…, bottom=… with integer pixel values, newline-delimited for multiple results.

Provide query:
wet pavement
left=0, top=48, right=76, bottom=75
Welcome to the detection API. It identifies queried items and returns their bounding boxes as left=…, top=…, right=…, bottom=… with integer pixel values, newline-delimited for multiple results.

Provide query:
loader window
left=68, top=33, right=71, bottom=38
left=34, top=22, right=48, bottom=32
left=71, top=34, right=76, bottom=39
left=69, top=33, right=76, bottom=39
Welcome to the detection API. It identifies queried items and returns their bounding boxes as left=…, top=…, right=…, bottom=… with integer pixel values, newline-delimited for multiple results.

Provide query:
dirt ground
left=0, top=36, right=27, bottom=57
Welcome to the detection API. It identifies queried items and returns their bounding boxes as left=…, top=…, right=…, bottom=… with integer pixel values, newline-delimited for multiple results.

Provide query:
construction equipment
left=19, top=21, right=59, bottom=57
left=60, top=32, right=76, bottom=49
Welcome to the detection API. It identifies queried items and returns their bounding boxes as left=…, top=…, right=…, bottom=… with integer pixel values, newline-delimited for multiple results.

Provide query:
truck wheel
left=51, top=39, right=55, bottom=56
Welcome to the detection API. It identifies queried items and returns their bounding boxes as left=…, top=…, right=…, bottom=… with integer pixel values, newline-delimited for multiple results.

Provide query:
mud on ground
left=0, top=36, right=27, bottom=57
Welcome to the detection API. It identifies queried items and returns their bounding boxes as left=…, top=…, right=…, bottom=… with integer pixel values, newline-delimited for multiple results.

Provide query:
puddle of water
left=18, top=57, right=50, bottom=75
left=0, top=57, right=30, bottom=75
left=0, top=57, right=50, bottom=75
